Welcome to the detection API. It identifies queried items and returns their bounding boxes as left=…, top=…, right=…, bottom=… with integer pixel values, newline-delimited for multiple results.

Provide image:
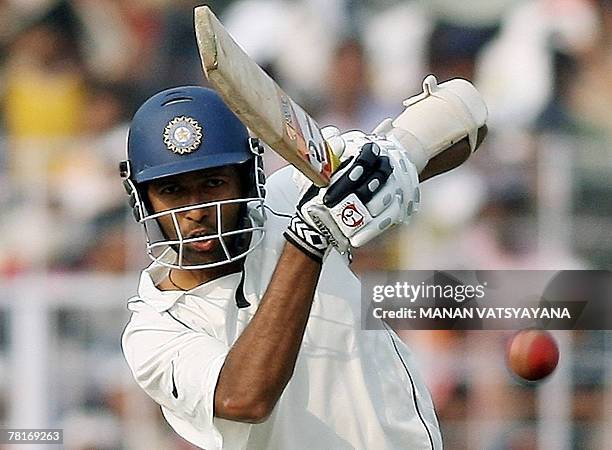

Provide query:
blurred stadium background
left=0, top=0, right=610, bottom=449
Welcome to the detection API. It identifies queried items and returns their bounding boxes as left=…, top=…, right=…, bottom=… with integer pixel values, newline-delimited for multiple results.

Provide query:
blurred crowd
left=0, top=0, right=610, bottom=275
left=0, top=0, right=612, bottom=274
left=0, top=0, right=610, bottom=449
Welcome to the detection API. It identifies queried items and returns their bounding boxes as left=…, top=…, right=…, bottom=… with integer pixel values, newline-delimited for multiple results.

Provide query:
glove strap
left=283, top=215, right=329, bottom=263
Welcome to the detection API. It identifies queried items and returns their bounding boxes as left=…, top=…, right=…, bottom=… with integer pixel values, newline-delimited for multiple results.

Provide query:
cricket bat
left=194, top=6, right=488, bottom=187
left=195, top=5, right=336, bottom=186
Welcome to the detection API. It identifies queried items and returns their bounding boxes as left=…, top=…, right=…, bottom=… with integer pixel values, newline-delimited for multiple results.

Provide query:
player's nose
left=184, top=203, right=212, bottom=223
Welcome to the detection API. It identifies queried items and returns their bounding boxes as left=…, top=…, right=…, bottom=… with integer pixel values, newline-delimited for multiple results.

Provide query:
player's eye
left=158, top=184, right=183, bottom=195
left=204, top=178, right=225, bottom=188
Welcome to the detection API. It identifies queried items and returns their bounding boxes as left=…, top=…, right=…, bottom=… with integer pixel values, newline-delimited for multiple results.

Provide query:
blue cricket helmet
left=126, top=86, right=252, bottom=184
left=120, top=86, right=267, bottom=271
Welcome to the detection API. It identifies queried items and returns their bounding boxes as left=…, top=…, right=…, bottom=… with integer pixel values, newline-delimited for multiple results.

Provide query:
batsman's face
left=146, top=166, right=244, bottom=265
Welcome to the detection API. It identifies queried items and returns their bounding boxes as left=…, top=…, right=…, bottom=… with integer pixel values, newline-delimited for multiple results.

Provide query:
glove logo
left=340, top=203, right=364, bottom=228
left=163, top=116, right=203, bottom=155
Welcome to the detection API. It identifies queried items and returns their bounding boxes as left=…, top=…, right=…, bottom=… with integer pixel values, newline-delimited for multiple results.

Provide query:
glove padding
left=288, top=133, right=420, bottom=258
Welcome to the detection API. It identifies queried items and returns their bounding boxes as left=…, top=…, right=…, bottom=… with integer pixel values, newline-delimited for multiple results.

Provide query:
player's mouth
left=185, top=229, right=218, bottom=252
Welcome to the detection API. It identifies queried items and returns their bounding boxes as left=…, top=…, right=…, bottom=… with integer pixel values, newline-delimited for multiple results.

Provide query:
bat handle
left=320, top=131, right=344, bottom=184
left=326, top=143, right=342, bottom=174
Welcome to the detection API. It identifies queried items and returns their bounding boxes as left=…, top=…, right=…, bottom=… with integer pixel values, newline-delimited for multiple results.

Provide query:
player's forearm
left=214, top=242, right=321, bottom=423
left=418, top=125, right=488, bottom=182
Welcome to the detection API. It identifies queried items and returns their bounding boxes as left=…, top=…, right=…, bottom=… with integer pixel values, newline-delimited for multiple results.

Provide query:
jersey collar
left=138, top=261, right=247, bottom=313
left=138, top=263, right=185, bottom=312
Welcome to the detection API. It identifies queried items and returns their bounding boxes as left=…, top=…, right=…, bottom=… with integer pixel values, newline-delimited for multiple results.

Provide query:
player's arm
left=213, top=242, right=321, bottom=423
left=213, top=140, right=412, bottom=423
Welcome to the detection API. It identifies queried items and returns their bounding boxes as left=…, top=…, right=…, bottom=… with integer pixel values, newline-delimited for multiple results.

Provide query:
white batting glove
left=284, top=133, right=420, bottom=261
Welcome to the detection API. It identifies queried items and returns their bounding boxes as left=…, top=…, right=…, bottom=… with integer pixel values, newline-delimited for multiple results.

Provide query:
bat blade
left=194, top=6, right=336, bottom=186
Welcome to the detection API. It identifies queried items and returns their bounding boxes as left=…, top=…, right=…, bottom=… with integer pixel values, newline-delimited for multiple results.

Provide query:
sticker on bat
left=280, top=93, right=327, bottom=173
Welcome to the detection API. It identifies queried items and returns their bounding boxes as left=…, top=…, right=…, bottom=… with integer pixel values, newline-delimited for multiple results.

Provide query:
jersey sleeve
left=121, top=299, right=251, bottom=450
left=264, top=165, right=300, bottom=213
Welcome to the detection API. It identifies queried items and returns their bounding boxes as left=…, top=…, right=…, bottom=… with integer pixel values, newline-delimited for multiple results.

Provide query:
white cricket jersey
left=122, top=167, right=442, bottom=450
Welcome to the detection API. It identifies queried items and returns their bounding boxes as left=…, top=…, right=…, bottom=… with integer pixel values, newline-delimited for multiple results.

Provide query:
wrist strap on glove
left=283, top=215, right=329, bottom=263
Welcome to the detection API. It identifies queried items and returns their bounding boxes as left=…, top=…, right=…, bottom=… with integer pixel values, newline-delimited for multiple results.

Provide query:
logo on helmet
left=163, top=116, right=203, bottom=154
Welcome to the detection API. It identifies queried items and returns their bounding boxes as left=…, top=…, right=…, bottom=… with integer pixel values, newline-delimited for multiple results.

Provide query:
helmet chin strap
left=230, top=202, right=252, bottom=255
left=235, top=269, right=251, bottom=308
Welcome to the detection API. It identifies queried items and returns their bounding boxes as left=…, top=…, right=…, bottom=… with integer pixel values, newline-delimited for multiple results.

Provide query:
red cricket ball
left=506, top=329, right=559, bottom=382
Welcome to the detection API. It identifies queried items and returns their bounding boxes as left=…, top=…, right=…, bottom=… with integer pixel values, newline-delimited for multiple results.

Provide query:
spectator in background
left=2, top=0, right=87, bottom=185
left=317, top=37, right=406, bottom=273
left=427, top=20, right=499, bottom=82
left=3, top=0, right=86, bottom=140
left=0, top=1, right=89, bottom=271
left=569, top=0, right=612, bottom=140
left=72, top=0, right=164, bottom=111
left=420, top=0, right=508, bottom=85
left=51, top=79, right=137, bottom=272
left=70, top=0, right=139, bottom=84
left=475, top=0, right=600, bottom=130
left=317, top=38, right=399, bottom=132
left=147, top=0, right=206, bottom=93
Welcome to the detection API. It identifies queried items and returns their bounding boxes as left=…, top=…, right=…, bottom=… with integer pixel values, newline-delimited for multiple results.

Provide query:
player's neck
left=163, top=263, right=242, bottom=291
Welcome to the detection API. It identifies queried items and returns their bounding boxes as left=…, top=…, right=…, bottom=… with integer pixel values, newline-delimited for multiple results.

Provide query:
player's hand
left=284, top=134, right=420, bottom=260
